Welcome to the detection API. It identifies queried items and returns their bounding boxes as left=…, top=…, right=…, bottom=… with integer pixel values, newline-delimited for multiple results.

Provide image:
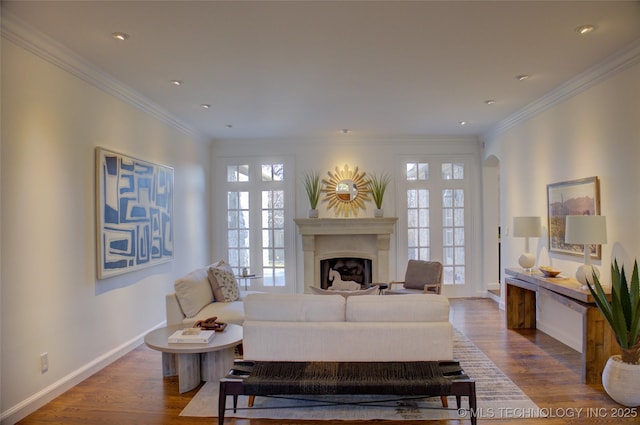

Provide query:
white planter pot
left=374, top=208, right=384, bottom=218
left=308, top=209, right=319, bottom=218
left=602, top=355, right=640, bottom=407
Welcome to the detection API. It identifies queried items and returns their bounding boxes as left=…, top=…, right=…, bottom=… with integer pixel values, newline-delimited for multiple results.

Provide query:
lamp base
left=518, top=252, right=536, bottom=270
left=575, top=264, right=600, bottom=288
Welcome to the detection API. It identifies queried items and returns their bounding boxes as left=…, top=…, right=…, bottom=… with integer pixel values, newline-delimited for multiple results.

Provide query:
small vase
left=308, top=209, right=319, bottom=218
left=374, top=209, right=384, bottom=218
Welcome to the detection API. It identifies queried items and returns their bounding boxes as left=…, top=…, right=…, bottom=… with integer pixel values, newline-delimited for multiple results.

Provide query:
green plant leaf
left=619, top=262, right=633, bottom=330
left=588, top=260, right=640, bottom=361
left=588, top=271, right=615, bottom=332
left=303, top=170, right=322, bottom=209
left=611, top=281, right=629, bottom=348
left=629, top=261, right=640, bottom=347
left=367, top=172, right=391, bottom=209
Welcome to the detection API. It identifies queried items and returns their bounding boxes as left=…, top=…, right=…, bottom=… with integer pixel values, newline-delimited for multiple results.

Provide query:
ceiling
left=3, top=1, right=640, bottom=140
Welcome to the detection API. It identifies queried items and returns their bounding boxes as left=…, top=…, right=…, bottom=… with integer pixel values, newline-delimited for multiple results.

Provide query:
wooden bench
left=218, top=360, right=477, bottom=425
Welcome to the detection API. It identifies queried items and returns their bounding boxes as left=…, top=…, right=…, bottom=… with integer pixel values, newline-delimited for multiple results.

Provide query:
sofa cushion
left=243, top=322, right=453, bottom=362
left=245, top=293, right=345, bottom=322
left=174, top=268, right=214, bottom=318
left=310, top=285, right=379, bottom=297
left=209, top=266, right=240, bottom=302
left=346, top=293, right=450, bottom=322
left=185, top=300, right=245, bottom=326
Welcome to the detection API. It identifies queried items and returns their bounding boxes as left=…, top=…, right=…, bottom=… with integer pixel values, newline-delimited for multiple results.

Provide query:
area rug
left=180, top=329, right=541, bottom=420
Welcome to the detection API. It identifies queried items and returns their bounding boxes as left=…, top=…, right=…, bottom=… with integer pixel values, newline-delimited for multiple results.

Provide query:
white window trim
left=213, top=156, right=296, bottom=292
left=395, top=154, right=480, bottom=297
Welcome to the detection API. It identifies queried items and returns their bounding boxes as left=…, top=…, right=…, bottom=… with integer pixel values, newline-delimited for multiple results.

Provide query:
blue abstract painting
left=96, top=148, right=174, bottom=279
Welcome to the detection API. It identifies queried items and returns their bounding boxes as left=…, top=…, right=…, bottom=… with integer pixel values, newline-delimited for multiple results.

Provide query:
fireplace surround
left=294, top=217, right=397, bottom=293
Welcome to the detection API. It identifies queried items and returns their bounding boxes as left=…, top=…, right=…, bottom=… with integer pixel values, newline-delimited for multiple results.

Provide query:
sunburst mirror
left=322, top=164, right=370, bottom=217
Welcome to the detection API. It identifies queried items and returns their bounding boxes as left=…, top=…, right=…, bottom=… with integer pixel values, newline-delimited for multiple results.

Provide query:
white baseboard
left=486, top=289, right=501, bottom=304
left=0, top=322, right=166, bottom=425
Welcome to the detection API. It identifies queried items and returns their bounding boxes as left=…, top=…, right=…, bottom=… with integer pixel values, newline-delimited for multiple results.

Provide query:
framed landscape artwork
left=96, top=148, right=174, bottom=279
left=547, top=176, right=601, bottom=259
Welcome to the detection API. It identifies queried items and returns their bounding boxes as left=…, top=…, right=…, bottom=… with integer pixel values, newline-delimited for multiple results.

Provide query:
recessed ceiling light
left=111, top=32, right=130, bottom=41
left=515, top=74, right=530, bottom=81
left=201, top=104, right=211, bottom=109
left=484, top=100, right=496, bottom=105
left=576, top=24, right=595, bottom=35
left=459, top=121, right=468, bottom=126
left=341, top=129, right=351, bottom=134
left=170, top=80, right=183, bottom=86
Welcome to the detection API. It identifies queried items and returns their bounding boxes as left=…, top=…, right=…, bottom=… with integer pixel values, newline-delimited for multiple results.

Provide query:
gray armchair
left=387, top=260, right=443, bottom=295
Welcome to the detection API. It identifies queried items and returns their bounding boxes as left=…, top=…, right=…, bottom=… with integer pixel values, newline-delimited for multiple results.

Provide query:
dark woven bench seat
left=219, top=360, right=476, bottom=425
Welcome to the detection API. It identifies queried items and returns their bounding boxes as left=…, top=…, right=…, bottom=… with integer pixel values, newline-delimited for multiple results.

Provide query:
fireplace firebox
left=320, top=257, right=372, bottom=289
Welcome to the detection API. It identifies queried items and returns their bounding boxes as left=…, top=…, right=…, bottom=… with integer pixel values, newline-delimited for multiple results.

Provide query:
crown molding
left=483, top=37, right=640, bottom=142
left=1, top=13, right=203, bottom=140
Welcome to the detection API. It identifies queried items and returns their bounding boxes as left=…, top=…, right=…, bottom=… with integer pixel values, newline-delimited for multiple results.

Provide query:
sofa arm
left=166, top=293, right=186, bottom=326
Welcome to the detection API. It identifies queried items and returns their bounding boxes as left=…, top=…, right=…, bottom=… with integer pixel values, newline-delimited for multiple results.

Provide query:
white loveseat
left=242, top=293, right=453, bottom=362
left=166, top=290, right=258, bottom=326
left=166, top=264, right=261, bottom=326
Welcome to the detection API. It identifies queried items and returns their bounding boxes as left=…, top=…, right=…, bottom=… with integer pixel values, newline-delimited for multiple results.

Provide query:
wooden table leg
left=201, top=347, right=236, bottom=382
left=218, top=381, right=227, bottom=425
left=177, top=353, right=201, bottom=393
left=506, top=282, right=536, bottom=329
left=161, top=352, right=177, bottom=377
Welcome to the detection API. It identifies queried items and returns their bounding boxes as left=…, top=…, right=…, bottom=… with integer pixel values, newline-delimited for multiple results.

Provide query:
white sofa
left=166, top=264, right=261, bottom=326
left=242, top=293, right=453, bottom=362
left=166, top=290, right=259, bottom=326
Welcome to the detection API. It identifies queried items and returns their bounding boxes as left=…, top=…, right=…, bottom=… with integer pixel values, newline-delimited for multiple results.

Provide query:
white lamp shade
left=564, top=215, right=607, bottom=244
left=513, top=216, right=541, bottom=237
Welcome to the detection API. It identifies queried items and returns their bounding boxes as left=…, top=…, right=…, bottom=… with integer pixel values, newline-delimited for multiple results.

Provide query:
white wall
left=0, top=37, right=210, bottom=422
left=481, top=156, right=500, bottom=292
left=211, top=137, right=483, bottom=294
left=484, top=52, right=640, bottom=347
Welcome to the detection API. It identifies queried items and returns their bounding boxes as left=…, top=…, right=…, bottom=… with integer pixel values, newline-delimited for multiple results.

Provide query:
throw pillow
left=310, top=285, right=379, bottom=298
left=207, top=260, right=231, bottom=301
left=174, top=268, right=214, bottom=318
left=207, top=267, right=226, bottom=301
left=209, top=266, right=240, bottom=302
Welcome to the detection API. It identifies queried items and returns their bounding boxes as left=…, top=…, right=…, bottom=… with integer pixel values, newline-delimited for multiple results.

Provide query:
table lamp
left=564, top=215, right=607, bottom=287
left=513, top=216, right=541, bottom=270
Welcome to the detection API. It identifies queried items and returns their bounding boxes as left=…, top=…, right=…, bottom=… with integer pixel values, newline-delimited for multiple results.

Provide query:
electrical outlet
left=40, top=352, right=49, bottom=374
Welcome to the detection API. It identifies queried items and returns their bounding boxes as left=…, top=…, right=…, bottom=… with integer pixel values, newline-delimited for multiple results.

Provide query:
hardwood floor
left=18, top=298, right=638, bottom=424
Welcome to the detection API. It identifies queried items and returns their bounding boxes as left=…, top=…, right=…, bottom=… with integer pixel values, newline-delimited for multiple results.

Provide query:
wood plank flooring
left=18, top=298, right=639, bottom=424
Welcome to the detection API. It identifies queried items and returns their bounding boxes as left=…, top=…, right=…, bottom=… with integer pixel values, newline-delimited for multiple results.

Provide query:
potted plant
left=367, top=172, right=391, bottom=217
left=303, top=170, right=322, bottom=218
left=587, top=260, right=640, bottom=406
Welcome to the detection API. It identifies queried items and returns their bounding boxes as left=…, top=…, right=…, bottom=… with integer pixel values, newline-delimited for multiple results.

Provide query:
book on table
left=168, top=329, right=215, bottom=344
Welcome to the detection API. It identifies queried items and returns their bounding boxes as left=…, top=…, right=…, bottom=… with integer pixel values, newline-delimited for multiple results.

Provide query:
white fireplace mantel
left=294, top=217, right=398, bottom=236
left=294, top=217, right=398, bottom=292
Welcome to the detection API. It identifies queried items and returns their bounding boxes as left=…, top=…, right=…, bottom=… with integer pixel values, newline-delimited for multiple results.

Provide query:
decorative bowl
left=539, top=267, right=561, bottom=278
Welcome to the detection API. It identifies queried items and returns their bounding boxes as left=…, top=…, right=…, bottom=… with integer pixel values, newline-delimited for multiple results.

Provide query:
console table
left=504, top=268, right=619, bottom=384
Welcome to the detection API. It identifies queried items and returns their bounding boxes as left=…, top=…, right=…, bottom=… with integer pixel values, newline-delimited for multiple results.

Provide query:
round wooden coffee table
left=144, top=323, right=242, bottom=393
